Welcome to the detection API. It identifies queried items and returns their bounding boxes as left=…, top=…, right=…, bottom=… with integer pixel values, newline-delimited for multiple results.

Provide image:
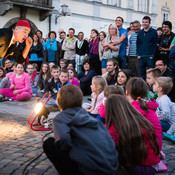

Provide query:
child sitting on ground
left=97, top=85, right=125, bottom=124
left=48, top=65, right=60, bottom=97
left=59, top=59, right=67, bottom=70
left=153, top=76, right=175, bottom=132
left=32, top=63, right=38, bottom=74
left=43, top=85, right=118, bottom=175
left=105, top=94, right=160, bottom=175
left=68, top=68, right=79, bottom=87
left=26, top=64, right=39, bottom=95
left=38, top=62, right=52, bottom=97
left=47, top=69, right=70, bottom=108
left=146, top=68, right=161, bottom=99
left=125, top=77, right=163, bottom=158
left=86, top=76, right=107, bottom=118
left=0, top=63, right=32, bottom=101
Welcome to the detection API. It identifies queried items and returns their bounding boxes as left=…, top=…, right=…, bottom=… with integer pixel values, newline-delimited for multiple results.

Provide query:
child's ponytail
left=126, top=78, right=149, bottom=112
left=137, top=97, right=148, bottom=112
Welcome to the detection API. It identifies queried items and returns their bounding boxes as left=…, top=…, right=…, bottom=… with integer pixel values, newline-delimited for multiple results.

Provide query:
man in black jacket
left=0, top=20, right=33, bottom=63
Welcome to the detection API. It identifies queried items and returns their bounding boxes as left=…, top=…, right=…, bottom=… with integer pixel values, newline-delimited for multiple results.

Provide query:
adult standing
left=128, top=20, right=141, bottom=77
left=0, top=20, right=33, bottom=63
left=98, top=31, right=106, bottom=62
left=137, top=16, right=158, bottom=80
left=62, top=28, right=77, bottom=68
left=60, top=31, right=66, bottom=59
left=43, top=31, right=61, bottom=65
left=89, top=29, right=101, bottom=75
left=75, top=32, right=89, bottom=74
left=156, top=21, right=175, bottom=64
left=102, top=24, right=120, bottom=74
left=115, top=17, right=127, bottom=69
left=29, top=34, right=43, bottom=70
left=36, top=30, right=45, bottom=45
left=77, top=60, right=96, bottom=95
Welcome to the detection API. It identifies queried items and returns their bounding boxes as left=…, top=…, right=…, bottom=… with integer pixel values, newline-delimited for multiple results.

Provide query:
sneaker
left=163, top=132, right=175, bottom=143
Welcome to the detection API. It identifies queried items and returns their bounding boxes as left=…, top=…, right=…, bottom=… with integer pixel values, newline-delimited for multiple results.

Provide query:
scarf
left=43, top=38, right=57, bottom=51
left=89, top=37, right=99, bottom=55
left=65, top=37, right=76, bottom=43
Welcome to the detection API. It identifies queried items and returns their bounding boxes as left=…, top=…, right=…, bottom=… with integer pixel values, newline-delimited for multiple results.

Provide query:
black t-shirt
left=158, top=32, right=175, bottom=60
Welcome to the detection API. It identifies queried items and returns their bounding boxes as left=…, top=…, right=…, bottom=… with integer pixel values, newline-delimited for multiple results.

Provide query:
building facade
left=0, top=0, right=160, bottom=38
left=0, top=0, right=53, bottom=37
left=157, top=0, right=175, bottom=31
left=51, top=0, right=158, bottom=38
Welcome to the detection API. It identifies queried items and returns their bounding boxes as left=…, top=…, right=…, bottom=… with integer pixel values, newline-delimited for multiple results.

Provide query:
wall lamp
left=55, top=4, right=71, bottom=24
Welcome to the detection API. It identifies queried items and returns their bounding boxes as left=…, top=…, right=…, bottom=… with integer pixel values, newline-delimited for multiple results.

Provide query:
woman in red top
left=105, top=94, right=160, bottom=175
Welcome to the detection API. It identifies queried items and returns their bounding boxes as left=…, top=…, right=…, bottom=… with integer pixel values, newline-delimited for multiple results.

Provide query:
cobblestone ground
left=0, top=98, right=175, bottom=175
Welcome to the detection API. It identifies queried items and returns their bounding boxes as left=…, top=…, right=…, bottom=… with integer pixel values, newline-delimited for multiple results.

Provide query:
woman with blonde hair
left=101, top=24, right=121, bottom=74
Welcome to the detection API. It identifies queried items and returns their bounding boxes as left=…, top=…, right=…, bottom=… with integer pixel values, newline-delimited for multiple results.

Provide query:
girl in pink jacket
left=125, top=77, right=163, bottom=153
left=105, top=94, right=160, bottom=175
left=0, top=63, right=32, bottom=101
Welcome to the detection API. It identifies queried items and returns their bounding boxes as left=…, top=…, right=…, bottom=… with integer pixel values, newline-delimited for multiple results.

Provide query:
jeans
left=128, top=56, right=139, bottom=77
left=138, top=57, right=155, bottom=80
left=118, top=56, right=127, bottom=69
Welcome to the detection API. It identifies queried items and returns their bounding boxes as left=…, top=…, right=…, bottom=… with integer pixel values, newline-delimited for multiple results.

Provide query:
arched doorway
left=3, top=17, right=38, bottom=37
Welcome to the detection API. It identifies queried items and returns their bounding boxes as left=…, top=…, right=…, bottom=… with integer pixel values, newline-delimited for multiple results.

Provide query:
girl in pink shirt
left=68, top=68, right=80, bottom=87
left=0, top=63, right=32, bottom=101
left=105, top=94, right=160, bottom=175
left=86, top=76, right=107, bottom=117
left=126, top=78, right=163, bottom=153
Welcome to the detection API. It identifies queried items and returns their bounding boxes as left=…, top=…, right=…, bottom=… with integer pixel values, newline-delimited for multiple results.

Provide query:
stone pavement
left=0, top=97, right=175, bottom=175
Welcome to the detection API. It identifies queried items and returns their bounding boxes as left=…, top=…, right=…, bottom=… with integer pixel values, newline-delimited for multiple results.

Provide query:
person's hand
left=85, top=105, right=91, bottom=111
left=13, top=90, right=18, bottom=95
left=159, top=47, right=164, bottom=51
left=150, top=57, right=153, bottom=59
left=25, top=37, right=33, bottom=48
left=102, top=42, right=109, bottom=47
left=137, top=56, right=141, bottom=59
left=10, top=84, right=15, bottom=89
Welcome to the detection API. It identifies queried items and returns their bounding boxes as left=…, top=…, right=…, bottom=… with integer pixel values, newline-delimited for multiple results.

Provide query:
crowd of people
left=0, top=15, right=175, bottom=175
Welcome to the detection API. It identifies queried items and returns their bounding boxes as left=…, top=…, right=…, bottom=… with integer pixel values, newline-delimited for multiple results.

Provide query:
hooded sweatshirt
left=53, top=107, right=118, bottom=175
left=137, top=27, right=158, bottom=58
left=132, top=100, right=162, bottom=148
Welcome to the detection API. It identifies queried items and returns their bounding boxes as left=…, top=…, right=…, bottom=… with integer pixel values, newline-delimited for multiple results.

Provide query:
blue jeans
left=138, top=57, right=155, bottom=80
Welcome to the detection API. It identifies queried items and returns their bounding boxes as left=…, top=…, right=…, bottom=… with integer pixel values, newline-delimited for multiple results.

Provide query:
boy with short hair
left=47, top=65, right=60, bottom=98
left=153, top=76, right=175, bottom=131
left=47, top=69, right=70, bottom=108
left=146, top=68, right=161, bottom=99
left=43, top=85, right=118, bottom=175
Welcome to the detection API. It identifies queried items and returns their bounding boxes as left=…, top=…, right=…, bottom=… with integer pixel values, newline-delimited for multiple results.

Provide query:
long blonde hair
left=108, top=24, right=119, bottom=37
left=92, top=76, right=107, bottom=104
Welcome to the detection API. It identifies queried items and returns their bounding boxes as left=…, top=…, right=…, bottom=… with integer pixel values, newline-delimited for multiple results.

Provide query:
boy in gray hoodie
left=43, top=85, right=118, bottom=175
